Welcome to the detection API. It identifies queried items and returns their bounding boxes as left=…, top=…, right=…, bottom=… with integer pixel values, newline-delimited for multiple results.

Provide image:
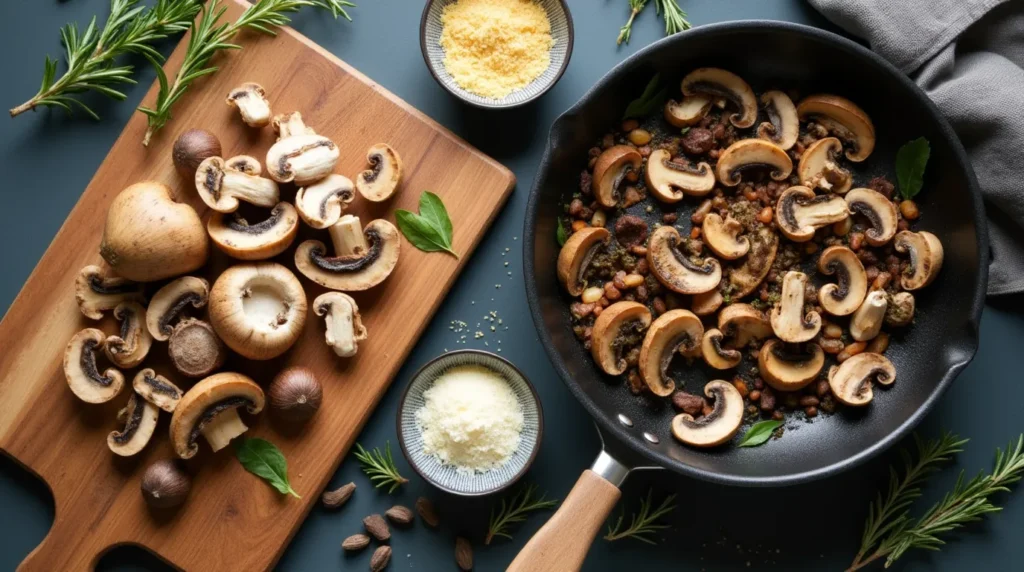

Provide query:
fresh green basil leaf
left=623, top=73, right=668, bottom=120
left=418, top=191, right=454, bottom=242
left=395, top=192, right=459, bottom=259
left=895, top=137, right=930, bottom=200
left=556, top=217, right=569, bottom=246
left=737, top=420, right=783, bottom=448
left=235, top=438, right=300, bottom=498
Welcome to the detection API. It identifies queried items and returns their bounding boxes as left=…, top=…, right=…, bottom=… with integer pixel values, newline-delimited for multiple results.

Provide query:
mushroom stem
left=201, top=407, right=249, bottom=452
left=329, top=215, right=370, bottom=256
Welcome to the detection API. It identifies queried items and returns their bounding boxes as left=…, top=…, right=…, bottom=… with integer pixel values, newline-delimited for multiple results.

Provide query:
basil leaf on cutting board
left=737, top=420, right=783, bottom=448
left=235, top=438, right=300, bottom=498
left=396, top=191, right=460, bottom=259
left=895, top=137, right=930, bottom=200
left=623, top=73, right=668, bottom=120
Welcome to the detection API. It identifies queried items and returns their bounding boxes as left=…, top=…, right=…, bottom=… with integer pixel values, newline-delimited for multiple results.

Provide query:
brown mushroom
left=756, top=90, right=799, bottom=150
left=170, top=372, right=266, bottom=458
left=75, top=265, right=145, bottom=320
left=671, top=380, right=744, bottom=447
left=681, top=68, right=757, bottom=128
left=894, top=230, right=944, bottom=290
left=717, top=303, right=773, bottom=348
left=556, top=226, right=610, bottom=296
left=702, top=214, right=749, bottom=260
left=207, top=202, right=299, bottom=260
left=592, top=145, right=642, bottom=208
left=355, top=143, right=403, bottom=202
left=146, top=276, right=210, bottom=342
left=797, top=94, right=876, bottom=162
left=817, top=246, right=867, bottom=316
left=64, top=328, right=125, bottom=404
left=759, top=340, right=824, bottom=391
left=798, top=137, right=852, bottom=194
left=104, top=301, right=153, bottom=369
left=108, top=392, right=159, bottom=457
left=828, top=353, right=895, bottom=406
left=295, top=174, right=356, bottom=229
left=664, top=95, right=713, bottom=128
left=591, top=301, right=651, bottom=376
left=294, top=215, right=401, bottom=291
left=638, top=309, right=703, bottom=396
left=715, top=139, right=793, bottom=187
left=770, top=271, right=821, bottom=343
left=775, top=185, right=849, bottom=242
left=728, top=227, right=779, bottom=298
left=845, top=188, right=898, bottom=246
left=644, top=149, right=715, bottom=202
left=701, top=329, right=742, bottom=370
left=647, top=226, right=721, bottom=294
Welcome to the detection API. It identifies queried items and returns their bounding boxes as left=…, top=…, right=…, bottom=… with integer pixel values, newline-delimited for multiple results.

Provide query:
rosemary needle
left=486, top=484, right=558, bottom=545
left=353, top=442, right=408, bottom=494
left=604, top=490, right=676, bottom=544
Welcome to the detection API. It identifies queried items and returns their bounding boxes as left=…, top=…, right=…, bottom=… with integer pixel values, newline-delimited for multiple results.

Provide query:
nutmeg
left=173, top=128, right=222, bottom=178
left=141, top=459, right=191, bottom=509
left=268, top=366, right=322, bottom=422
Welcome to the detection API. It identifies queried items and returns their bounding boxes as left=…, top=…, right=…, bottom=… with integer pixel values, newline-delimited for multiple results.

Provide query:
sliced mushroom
left=225, top=155, right=262, bottom=176
left=64, top=328, right=124, bottom=404
left=638, top=309, right=703, bottom=396
left=681, top=68, right=757, bottom=128
left=715, top=139, right=793, bottom=187
left=107, top=392, right=159, bottom=457
left=557, top=226, right=610, bottom=296
left=295, top=174, right=355, bottom=229
left=894, top=230, right=944, bottom=290
left=132, top=368, right=183, bottom=412
left=355, top=143, right=403, bottom=202
left=209, top=262, right=307, bottom=361
left=828, top=353, right=895, bottom=406
left=591, top=301, right=651, bottom=376
left=104, top=301, right=153, bottom=368
left=770, top=271, right=821, bottom=343
left=75, top=265, right=145, bottom=320
left=817, top=246, right=867, bottom=316
left=701, top=329, right=741, bottom=370
left=845, top=188, right=898, bottom=246
left=850, top=290, right=888, bottom=342
left=644, top=149, right=715, bottom=202
left=647, top=226, right=721, bottom=294
left=885, top=291, right=916, bottom=327
left=195, top=156, right=280, bottom=213
left=272, top=111, right=317, bottom=140
left=146, top=276, right=210, bottom=342
left=692, top=289, right=723, bottom=316
left=729, top=227, right=779, bottom=298
left=207, top=202, right=299, bottom=260
left=702, top=214, right=749, bottom=260
left=168, top=318, right=227, bottom=378
left=797, top=94, right=875, bottom=162
left=775, top=185, right=850, bottom=242
left=226, top=83, right=271, bottom=128
left=718, top=303, right=773, bottom=348
left=295, top=215, right=401, bottom=291
left=170, top=372, right=266, bottom=458
left=592, top=145, right=642, bottom=208
left=798, top=137, right=852, bottom=194
left=759, top=340, right=824, bottom=391
left=664, top=95, right=713, bottom=128
left=266, top=133, right=340, bottom=185
left=671, top=380, right=744, bottom=447
left=314, top=292, right=368, bottom=358
left=756, top=90, right=798, bottom=150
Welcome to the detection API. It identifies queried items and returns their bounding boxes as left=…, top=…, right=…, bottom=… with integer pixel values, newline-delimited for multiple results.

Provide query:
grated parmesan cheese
left=415, top=365, right=524, bottom=474
left=439, top=0, right=554, bottom=99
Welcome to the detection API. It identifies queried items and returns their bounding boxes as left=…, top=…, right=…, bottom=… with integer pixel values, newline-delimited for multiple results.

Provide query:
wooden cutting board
left=0, top=2, right=514, bottom=570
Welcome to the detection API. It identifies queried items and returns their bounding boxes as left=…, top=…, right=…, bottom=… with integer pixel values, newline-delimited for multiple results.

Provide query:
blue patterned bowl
left=419, top=0, right=574, bottom=109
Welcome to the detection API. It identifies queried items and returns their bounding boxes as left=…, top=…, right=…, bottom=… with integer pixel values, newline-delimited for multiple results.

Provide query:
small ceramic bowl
left=419, top=0, right=574, bottom=109
left=397, top=350, right=543, bottom=496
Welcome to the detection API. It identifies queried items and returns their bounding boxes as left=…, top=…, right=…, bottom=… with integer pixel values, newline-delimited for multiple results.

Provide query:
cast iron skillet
left=512, top=21, right=987, bottom=570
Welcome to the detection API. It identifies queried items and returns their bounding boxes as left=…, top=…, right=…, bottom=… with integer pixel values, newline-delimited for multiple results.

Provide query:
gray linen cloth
left=809, top=0, right=1024, bottom=295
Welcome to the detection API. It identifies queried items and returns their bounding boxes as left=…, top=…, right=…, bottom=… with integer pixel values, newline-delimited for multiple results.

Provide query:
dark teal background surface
left=2, top=1, right=1022, bottom=570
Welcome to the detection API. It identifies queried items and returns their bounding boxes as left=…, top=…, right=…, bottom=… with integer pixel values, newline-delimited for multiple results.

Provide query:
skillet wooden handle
left=507, top=469, right=621, bottom=572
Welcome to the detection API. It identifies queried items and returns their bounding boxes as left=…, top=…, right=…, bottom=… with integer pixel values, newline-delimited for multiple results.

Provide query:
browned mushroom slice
left=717, top=303, right=773, bottom=348
left=104, top=301, right=153, bottom=369
left=647, top=226, right=721, bottom=295
left=846, top=188, right=898, bottom=246
left=885, top=291, right=916, bottom=327
left=817, top=246, right=867, bottom=316
left=671, top=380, right=744, bottom=447
left=295, top=174, right=356, bottom=229
left=797, top=94, right=875, bottom=162
left=556, top=226, right=611, bottom=296
left=295, top=216, right=401, bottom=291
left=798, top=137, right=852, bottom=194
left=664, top=95, right=713, bottom=128
left=638, top=309, right=703, bottom=396
left=759, top=340, right=824, bottom=391
left=64, top=328, right=125, bottom=404
left=894, top=230, right=944, bottom=290
left=591, top=301, right=652, bottom=376
left=728, top=227, right=778, bottom=299
left=592, top=145, right=642, bottom=208
left=828, top=353, right=895, bottom=406
left=195, top=156, right=280, bottom=213
left=644, top=149, right=715, bottom=202
left=75, top=265, right=145, bottom=320
left=756, top=90, right=798, bottom=150
left=146, top=276, right=210, bottom=342
left=850, top=290, right=888, bottom=342
left=681, top=68, right=757, bottom=128
left=775, top=185, right=850, bottom=242
left=355, top=144, right=403, bottom=202
left=702, top=214, right=749, bottom=260
left=691, top=289, right=723, bottom=316
left=132, top=368, right=183, bottom=412
left=207, top=202, right=299, bottom=261
left=701, top=329, right=741, bottom=370
left=170, top=372, right=266, bottom=458
left=108, top=392, right=160, bottom=457
left=226, top=82, right=271, bottom=128
left=770, top=271, right=821, bottom=343
left=716, top=139, right=793, bottom=187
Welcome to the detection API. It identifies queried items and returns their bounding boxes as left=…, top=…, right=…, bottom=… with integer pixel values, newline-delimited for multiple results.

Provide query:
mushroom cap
left=104, top=301, right=153, bottom=369
left=758, top=340, right=824, bottom=391
left=295, top=174, right=356, bottom=229
left=314, top=292, right=368, bottom=358
left=701, top=328, right=742, bottom=370
left=195, top=156, right=281, bottom=213
left=146, top=276, right=210, bottom=342
left=717, top=303, right=773, bottom=348
left=75, top=265, right=145, bottom=320
left=664, top=95, right=713, bottom=128
left=592, top=145, right=642, bottom=208
left=702, top=213, right=749, bottom=260
left=775, top=185, right=850, bottom=242
left=797, top=94, right=876, bottom=162
left=225, top=82, right=271, bottom=128
left=209, top=262, right=307, bottom=360
left=691, top=289, right=723, bottom=316
left=828, top=353, right=895, bottom=406
left=64, top=328, right=125, bottom=404
left=132, top=368, right=183, bottom=413
left=294, top=219, right=401, bottom=291
left=770, top=271, right=821, bottom=343
left=845, top=188, right=898, bottom=247
left=638, top=309, right=703, bottom=396
left=850, top=290, right=888, bottom=342
left=591, top=301, right=652, bottom=376
left=170, top=372, right=265, bottom=459
left=681, top=68, right=757, bottom=128
left=817, top=246, right=868, bottom=316
left=894, top=230, right=944, bottom=290
left=798, top=137, right=852, bottom=194
left=715, top=139, right=793, bottom=187
left=728, top=227, right=779, bottom=298
left=225, top=155, right=262, bottom=176
left=885, top=291, right=916, bottom=327
left=266, top=133, right=340, bottom=185
left=557, top=226, right=611, bottom=296
left=207, top=202, right=299, bottom=261
left=756, top=90, right=799, bottom=150
left=671, top=380, right=744, bottom=447
left=355, top=143, right=403, bottom=202
left=647, top=226, right=722, bottom=295
left=645, top=149, right=715, bottom=202
left=107, top=392, right=160, bottom=457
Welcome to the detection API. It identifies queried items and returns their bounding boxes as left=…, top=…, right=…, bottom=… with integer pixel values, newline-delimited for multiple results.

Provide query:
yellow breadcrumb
left=439, top=0, right=554, bottom=99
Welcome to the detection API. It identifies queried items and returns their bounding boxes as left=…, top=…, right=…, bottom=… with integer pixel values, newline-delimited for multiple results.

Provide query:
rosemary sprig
left=617, top=0, right=691, bottom=45
left=10, top=0, right=200, bottom=119
left=486, top=484, right=559, bottom=545
left=352, top=442, right=408, bottom=493
left=849, top=433, right=1024, bottom=571
left=139, top=0, right=354, bottom=145
left=617, top=0, right=647, bottom=45
left=604, top=490, right=676, bottom=544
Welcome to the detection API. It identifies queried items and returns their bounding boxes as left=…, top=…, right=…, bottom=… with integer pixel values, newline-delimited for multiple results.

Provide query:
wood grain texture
left=507, top=470, right=622, bottom=572
left=0, top=1, right=514, bottom=570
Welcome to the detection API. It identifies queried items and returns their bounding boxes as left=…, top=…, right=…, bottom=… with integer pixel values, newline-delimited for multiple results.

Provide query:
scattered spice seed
left=369, top=545, right=392, bottom=572
left=455, top=537, right=473, bottom=571
left=385, top=505, right=414, bottom=527
left=416, top=497, right=440, bottom=527
left=363, top=514, right=390, bottom=542
left=342, top=533, right=371, bottom=552
left=321, top=482, right=356, bottom=509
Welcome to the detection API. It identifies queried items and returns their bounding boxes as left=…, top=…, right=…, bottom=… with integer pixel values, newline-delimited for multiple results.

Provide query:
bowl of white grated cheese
left=397, top=349, right=542, bottom=495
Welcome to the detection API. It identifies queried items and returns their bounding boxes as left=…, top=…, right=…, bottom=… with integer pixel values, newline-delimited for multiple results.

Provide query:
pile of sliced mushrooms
left=64, top=81, right=407, bottom=508
left=558, top=68, right=944, bottom=449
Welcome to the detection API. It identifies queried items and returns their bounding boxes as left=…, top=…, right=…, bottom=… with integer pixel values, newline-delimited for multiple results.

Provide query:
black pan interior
left=523, top=22, right=987, bottom=486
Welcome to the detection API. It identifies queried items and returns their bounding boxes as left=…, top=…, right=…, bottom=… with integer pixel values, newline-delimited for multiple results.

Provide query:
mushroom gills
left=108, top=392, right=159, bottom=457
left=647, top=226, right=721, bottom=295
left=845, top=188, right=898, bottom=246
left=104, top=302, right=152, bottom=368
left=591, top=146, right=643, bottom=208
left=798, top=137, right=852, bottom=194
left=356, top=143, right=403, bottom=202
left=190, top=397, right=256, bottom=452
left=75, top=266, right=145, bottom=320
left=644, top=149, right=715, bottom=201
left=556, top=226, right=610, bottom=296
left=817, top=246, right=867, bottom=316
left=681, top=68, right=757, bottom=128
left=759, top=340, right=824, bottom=391
left=776, top=186, right=849, bottom=242
left=266, top=134, right=340, bottom=185
left=65, top=329, right=124, bottom=403
left=315, top=292, right=368, bottom=358
left=828, top=353, right=895, bottom=406
left=701, top=329, right=742, bottom=370
left=671, top=380, right=744, bottom=447
left=296, top=217, right=400, bottom=291
left=639, top=309, right=703, bottom=395
left=715, top=139, right=793, bottom=186
left=133, top=369, right=183, bottom=412
left=296, top=174, right=355, bottom=229
left=208, top=202, right=299, bottom=260
left=894, top=231, right=944, bottom=290
left=757, top=90, right=798, bottom=150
